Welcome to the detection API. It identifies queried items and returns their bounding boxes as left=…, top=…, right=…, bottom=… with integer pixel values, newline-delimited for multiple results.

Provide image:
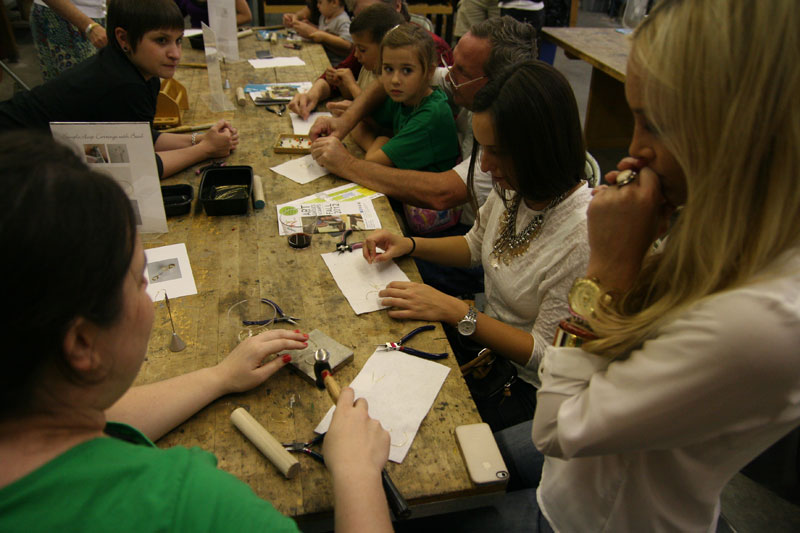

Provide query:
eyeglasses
left=441, top=54, right=487, bottom=91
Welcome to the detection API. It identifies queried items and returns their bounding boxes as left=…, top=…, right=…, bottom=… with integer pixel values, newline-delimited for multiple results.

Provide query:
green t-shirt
left=0, top=422, right=299, bottom=533
left=373, top=87, right=460, bottom=172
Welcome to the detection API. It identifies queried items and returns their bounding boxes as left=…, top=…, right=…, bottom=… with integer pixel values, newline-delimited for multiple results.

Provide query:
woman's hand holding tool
left=587, top=164, right=674, bottom=293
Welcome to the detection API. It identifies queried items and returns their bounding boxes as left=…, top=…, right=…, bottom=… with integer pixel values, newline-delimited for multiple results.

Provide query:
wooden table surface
left=542, top=27, right=631, bottom=83
left=136, top=33, right=491, bottom=524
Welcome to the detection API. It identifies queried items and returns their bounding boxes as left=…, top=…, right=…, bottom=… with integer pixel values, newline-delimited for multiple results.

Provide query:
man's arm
left=311, top=136, right=468, bottom=209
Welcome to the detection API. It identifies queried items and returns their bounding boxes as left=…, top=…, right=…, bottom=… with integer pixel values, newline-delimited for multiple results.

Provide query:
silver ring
left=616, top=169, right=638, bottom=188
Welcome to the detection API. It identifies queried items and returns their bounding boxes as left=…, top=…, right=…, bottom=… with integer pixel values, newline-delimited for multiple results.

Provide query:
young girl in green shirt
left=353, top=23, right=459, bottom=174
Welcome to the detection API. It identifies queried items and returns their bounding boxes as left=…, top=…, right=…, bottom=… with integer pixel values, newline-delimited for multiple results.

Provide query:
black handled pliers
left=377, top=325, right=448, bottom=360
left=241, top=298, right=300, bottom=326
left=283, top=433, right=325, bottom=464
left=336, top=229, right=363, bottom=254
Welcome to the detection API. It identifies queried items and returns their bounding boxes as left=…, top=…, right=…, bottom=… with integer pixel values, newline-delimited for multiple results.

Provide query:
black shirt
left=0, top=46, right=165, bottom=175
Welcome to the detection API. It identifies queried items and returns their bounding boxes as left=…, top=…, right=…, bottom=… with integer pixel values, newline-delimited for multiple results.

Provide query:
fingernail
left=282, top=354, right=292, bottom=363
left=302, top=341, right=308, bottom=346
left=303, top=333, right=309, bottom=339
left=294, top=329, right=301, bottom=333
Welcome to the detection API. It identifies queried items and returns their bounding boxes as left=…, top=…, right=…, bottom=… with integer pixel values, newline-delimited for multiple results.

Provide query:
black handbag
left=444, top=323, right=518, bottom=402
left=460, top=347, right=518, bottom=402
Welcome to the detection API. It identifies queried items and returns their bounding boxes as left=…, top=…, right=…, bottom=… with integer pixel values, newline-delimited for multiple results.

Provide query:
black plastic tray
left=161, top=184, right=194, bottom=217
left=199, top=166, right=253, bottom=216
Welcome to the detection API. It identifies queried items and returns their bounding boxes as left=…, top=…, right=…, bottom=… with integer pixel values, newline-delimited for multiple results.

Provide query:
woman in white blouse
left=362, top=60, right=592, bottom=431
left=493, top=1, right=800, bottom=531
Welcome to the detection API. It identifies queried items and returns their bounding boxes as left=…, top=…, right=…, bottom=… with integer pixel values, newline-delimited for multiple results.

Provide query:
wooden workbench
left=543, top=26, right=633, bottom=151
left=136, top=33, right=494, bottom=528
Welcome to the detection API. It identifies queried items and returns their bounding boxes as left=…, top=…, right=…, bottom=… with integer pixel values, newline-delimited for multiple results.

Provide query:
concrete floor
left=2, top=4, right=799, bottom=532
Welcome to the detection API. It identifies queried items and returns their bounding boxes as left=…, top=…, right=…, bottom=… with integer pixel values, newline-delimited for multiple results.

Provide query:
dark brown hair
left=467, top=60, right=585, bottom=214
left=0, top=132, right=137, bottom=418
left=350, top=3, right=405, bottom=44
left=107, top=0, right=184, bottom=53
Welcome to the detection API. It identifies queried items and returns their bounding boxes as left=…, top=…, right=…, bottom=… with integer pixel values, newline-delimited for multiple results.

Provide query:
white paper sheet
left=144, top=243, right=198, bottom=301
left=315, top=350, right=450, bottom=463
left=270, top=154, right=329, bottom=184
left=321, top=251, right=409, bottom=315
left=248, top=57, right=306, bottom=69
left=290, top=111, right=332, bottom=135
left=50, top=122, right=168, bottom=234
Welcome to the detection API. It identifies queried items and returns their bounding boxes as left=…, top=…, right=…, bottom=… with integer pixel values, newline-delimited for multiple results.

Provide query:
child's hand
left=289, top=92, right=318, bottom=120
left=332, top=68, right=356, bottom=88
left=293, top=21, right=316, bottom=39
left=323, top=66, right=339, bottom=86
left=362, top=230, right=413, bottom=264
left=326, top=99, right=351, bottom=117
left=282, top=12, right=297, bottom=28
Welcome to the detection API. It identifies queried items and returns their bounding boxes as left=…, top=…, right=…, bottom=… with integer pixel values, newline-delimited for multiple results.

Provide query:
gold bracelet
left=84, top=22, right=97, bottom=37
left=191, top=132, right=199, bottom=146
left=553, top=319, right=597, bottom=348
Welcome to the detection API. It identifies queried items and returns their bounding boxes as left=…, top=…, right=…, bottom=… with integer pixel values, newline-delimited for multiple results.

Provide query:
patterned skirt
left=29, top=5, right=104, bottom=82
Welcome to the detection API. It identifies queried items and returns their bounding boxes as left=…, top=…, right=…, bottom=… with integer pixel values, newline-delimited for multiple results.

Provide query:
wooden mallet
left=313, top=349, right=341, bottom=401
left=313, top=349, right=411, bottom=520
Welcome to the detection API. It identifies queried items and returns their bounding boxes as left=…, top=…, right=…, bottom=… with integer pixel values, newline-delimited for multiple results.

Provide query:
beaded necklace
left=489, top=191, right=569, bottom=268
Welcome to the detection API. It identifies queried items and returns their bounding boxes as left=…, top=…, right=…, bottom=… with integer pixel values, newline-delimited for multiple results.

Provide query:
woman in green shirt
left=0, top=132, right=392, bottom=533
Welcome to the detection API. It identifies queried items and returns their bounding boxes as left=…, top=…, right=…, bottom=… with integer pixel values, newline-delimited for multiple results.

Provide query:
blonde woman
left=490, top=1, right=800, bottom=531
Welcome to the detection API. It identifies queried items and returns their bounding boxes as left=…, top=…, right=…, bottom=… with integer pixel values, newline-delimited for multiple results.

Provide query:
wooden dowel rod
left=252, top=174, right=266, bottom=209
left=178, top=62, right=207, bottom=69
left=231, top=408, right=300, bottom=479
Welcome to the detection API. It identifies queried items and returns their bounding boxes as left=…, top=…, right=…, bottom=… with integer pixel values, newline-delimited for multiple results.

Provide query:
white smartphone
left=455, top=423, right=509, bottom=485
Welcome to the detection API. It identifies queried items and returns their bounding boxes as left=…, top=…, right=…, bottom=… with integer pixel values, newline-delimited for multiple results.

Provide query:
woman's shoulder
left=664, top=250, right=800, bottom=374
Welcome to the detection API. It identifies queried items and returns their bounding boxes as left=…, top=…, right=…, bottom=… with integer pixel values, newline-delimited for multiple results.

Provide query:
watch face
left=570, top=278, right=603, bottom=318
left=458, top=319, right=476, bottom=336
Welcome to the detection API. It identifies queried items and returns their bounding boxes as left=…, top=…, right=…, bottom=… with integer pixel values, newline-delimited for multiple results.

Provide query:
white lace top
left=464, top=182, right=592, bottom=386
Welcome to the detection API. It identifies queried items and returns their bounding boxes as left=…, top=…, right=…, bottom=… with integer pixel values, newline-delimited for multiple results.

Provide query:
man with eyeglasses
left=310, top=16, right=537, bottom=230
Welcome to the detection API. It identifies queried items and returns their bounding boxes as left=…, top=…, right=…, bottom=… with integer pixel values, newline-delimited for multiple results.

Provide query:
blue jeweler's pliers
left=241, top=298, right=300, bottom=326
left=377, top=325, right=449, bottom=360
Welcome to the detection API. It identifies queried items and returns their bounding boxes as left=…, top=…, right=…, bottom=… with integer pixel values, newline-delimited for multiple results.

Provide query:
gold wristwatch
left=568, top=277, right=611, bottom=320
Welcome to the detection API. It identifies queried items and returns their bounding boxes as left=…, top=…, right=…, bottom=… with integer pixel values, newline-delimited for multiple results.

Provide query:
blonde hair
left=380, top=23, right=436, bottom=79
left=587, top=0, right=800, bottom=357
